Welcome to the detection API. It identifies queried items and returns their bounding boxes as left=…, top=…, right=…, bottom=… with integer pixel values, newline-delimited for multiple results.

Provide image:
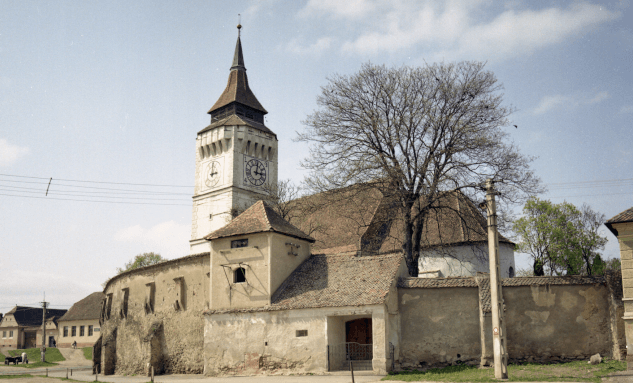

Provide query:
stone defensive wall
left=397, top=270, right=625, bottom=369
left=100, top=252, right=210, bottom=376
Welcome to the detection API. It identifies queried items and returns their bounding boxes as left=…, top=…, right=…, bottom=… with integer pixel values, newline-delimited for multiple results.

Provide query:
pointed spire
left=231, top=34, right=245, bottom=71
left=207, top=23, right=267, bottom=116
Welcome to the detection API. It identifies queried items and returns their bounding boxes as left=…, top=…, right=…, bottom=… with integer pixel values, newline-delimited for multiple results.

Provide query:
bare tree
left=261, top=179, right=303, bottom=221
left=297, top=61, right=542, bottom=276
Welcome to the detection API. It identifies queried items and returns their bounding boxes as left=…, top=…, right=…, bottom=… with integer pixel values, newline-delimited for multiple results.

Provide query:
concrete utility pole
left=41, top=297, right=48, bottom=363
left=485, top=179, right=508, bottom=379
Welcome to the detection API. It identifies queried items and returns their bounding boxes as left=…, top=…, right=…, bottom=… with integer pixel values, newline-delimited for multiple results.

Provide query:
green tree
left=116, top=252, right=166, bottom=274
left=513, top=198, right=607, bottom=276
left=297, top=61, right=541, bottom=276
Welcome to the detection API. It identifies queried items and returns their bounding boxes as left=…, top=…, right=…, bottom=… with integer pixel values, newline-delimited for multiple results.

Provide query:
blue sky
left=1, top=0, right=631, bottom=310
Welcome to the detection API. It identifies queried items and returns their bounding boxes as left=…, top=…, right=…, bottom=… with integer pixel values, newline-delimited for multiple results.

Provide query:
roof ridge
left=260, top=201, right=273, bottom=230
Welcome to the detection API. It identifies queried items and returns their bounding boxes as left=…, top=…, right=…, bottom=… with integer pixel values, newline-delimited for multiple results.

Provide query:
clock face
left=205, top=161, right=221, bottom=188
left=245, top=159, right=266, bottom=186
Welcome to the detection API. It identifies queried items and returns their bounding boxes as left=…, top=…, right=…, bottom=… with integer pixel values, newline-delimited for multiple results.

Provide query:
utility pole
left=485, top=179, right=508, bottom=379
left=41, top=296, right=48, bottom=363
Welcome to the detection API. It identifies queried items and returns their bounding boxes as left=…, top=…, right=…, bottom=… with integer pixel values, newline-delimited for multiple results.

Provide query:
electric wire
left=0, top=193, right=190, bottom=206
left=0, top=173, right=192, bottom=188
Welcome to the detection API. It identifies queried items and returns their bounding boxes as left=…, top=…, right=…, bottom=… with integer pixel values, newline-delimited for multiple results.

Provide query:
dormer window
left=234, top=267, right=246, bottom=283
left=231, top=239, right=248, bottom=248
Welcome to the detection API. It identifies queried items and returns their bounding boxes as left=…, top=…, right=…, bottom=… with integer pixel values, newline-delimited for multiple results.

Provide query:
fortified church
left=99, top=28, right=625, bottom=377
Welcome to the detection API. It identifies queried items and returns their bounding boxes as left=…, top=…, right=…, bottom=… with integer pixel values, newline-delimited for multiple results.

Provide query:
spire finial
left=237, top=14, right=241, bottom=37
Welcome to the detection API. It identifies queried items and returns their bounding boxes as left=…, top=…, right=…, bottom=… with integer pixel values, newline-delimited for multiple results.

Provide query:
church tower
left=190, top=25, right=278, bottom=254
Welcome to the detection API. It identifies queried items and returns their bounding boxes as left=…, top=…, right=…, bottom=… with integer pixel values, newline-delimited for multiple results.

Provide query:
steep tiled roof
left=206, top=252, right=403, bottom=314
left=379, top=191, right=513, bottom=254
left=205, top=200, right=315, bottom=242
left=605, top=207, right=633, bottom=236
left=288, top=186, right=383, bottom=252
left=208, top=36, right=267, bottom=115
left=58, top=292, right=105, bottom=322
left=4, top=306, right=67, bottom=327
left=288, top=188, right=512, bottom=255
left=198, top=114, right=275, bottom=136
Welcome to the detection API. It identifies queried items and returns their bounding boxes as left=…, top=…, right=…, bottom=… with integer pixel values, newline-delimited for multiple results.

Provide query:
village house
left=57, top=292, right=104, bottom=348
left=0, top=306, right=67, bottom=349
left=97, top=27, right=626, bottom=377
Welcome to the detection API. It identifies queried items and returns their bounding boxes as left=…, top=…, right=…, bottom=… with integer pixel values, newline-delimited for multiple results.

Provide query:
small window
left=120, top=288, right=129, bottom=319
left=231, top=239, right=248, bottom=248
left=234, top=267, right=246, bottom=283
left=2, top=331, right=5, bottom=338
left=88, top=325, right=93, bottom=336
left=80, top=326, right=85, bottom=337
left=105, top=293, right=113, bottom=319
left=209, top=213, right=213, bottom=220
left=509, top=266, right=515, bottom=278
left=296, top=330, right=308, bottom=337
left=9, top=330, right=13, bottom=338
left=71, top=326, right=76, bottom=337
left=63, top=327, right=68, bottom=337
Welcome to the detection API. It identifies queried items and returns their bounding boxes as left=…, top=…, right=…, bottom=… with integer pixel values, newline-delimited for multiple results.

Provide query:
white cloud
left=534, top=94, right=573, bottom=114
left=534, top=90, right=609, bottom=114
left=245, top=0, right=279, bottom=18
left=115, top=220, right=190, bottom=258
left=300, top=0, right=377, bottom=19
left=587, top=91, right=609, bottom=104
left=0, top=138, right=29, bottom=166
left=620, top=105, right=633, bottom=114
left=297, top=1, right=620, bottom=61
left=285, top=37, right=333, bottom=55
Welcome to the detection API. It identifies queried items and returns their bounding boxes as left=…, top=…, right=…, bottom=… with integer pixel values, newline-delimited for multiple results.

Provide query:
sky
left=1, top=0, right=631, bottom=312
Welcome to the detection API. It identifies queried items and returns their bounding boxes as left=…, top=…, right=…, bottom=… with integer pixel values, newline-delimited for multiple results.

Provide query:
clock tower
left=190, top=25, right=278, bottom=254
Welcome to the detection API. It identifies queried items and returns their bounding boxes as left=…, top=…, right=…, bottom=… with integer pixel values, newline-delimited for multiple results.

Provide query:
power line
left=0, top=187, right=190, bottom=202
left=547, top=177, right=633, bottom=186
left=0, top=178, right=192, bottom=194
left=0, top=183, right=191, bottom=196
left=0, top=193, right=191, bottom=206
left=0, top=173, right=193, bottom=188
left=548, top=192, right=633, bottom=199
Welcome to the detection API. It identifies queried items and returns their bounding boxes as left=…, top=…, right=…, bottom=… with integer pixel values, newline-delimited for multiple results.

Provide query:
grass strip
left=81, top=347, right=92, bottom=360
left=0, top=374, right=33, bottom=379
left=6, top=347, right=65, bottom=368
left=382, top=359, right=626, bottom=383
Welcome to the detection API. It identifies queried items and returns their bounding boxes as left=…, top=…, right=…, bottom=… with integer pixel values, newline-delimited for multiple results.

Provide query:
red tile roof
left=605, top=207, right=633, bottom=236
left=58, top=292, right=105, bottom=322
left=205, top=200, right=315, bottom=242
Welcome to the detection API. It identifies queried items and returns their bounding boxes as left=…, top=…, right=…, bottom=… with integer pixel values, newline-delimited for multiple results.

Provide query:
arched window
left=234, top=267, right=246, bottom=283
left=508, top=266, right=515, bottom=278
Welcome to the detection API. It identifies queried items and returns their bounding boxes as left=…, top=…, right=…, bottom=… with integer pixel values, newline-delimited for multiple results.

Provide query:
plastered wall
left=209, top=232, right=312, bottom=311
left=398, top=287, right=481, bottom=368
left=100, top=253, right=209, bottom=375
left=204, top=304, right=391, bottom=376
left=58, top=319, right=100, bottom=348
left=398, top=279, right=622, bottom=369
left=503, top=284, right=612, bottom=362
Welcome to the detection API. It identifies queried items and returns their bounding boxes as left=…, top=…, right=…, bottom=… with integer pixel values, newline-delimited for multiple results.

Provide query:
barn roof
left=58, top=292, right=105, bottom=322
left=3, top=306, right=67, bottom=327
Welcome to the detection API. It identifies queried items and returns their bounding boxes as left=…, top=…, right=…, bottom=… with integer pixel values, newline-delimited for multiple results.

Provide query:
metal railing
left=328, top=342, right=373, bottom=371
